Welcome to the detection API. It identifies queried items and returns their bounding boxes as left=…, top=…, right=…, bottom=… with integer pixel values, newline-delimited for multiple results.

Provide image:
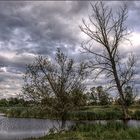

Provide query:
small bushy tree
left=71, top=87, right=87, bottom=107
left=116, top=86, right=136, bottom=107
left=23, top=48, right=86, bottom=128
left=89, top=86, right=110, bottom=105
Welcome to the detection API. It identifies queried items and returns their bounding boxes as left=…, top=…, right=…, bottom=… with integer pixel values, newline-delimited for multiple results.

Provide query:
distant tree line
left=0, top=85, right=138, bottom=108
left=86, top=86, right=136, bottom=107
left=0, top=97, right=35, bottom=107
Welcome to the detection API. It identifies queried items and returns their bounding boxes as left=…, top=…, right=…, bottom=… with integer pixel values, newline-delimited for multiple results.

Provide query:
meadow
left=1, top=105, right=140, bottom=120
left=27, top=121, right=140, bottom=140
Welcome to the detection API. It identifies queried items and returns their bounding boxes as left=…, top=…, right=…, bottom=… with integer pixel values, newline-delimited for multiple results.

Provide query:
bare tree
left=80, top=2, right=136, bottom=120
left=23, top=48, right=86, bottom=128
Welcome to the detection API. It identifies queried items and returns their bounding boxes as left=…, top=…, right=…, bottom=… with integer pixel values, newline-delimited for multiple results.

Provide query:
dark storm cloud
left=0, top=1, right=90, bottom=56
left=0, top=1, right=139, bottom=97
left=0, top=1, right=90, bottom=97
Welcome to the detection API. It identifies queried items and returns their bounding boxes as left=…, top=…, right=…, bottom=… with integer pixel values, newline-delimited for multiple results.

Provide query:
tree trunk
left=61, top=119, right=66, bottom=129
left=61, top=113, right=67, bottom=129
left=110, top=56, right=130, bottom=120
left=122, top=104, right=130, bottom=120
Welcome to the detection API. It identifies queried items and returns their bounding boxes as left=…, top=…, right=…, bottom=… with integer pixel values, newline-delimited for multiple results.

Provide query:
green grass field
left=27, top=121, right=140, bottom=140
left=0, top=105, right=140, bottom=120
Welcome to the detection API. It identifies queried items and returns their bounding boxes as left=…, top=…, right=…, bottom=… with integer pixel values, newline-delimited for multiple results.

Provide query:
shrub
left=132, top=110, right=140, bottom=120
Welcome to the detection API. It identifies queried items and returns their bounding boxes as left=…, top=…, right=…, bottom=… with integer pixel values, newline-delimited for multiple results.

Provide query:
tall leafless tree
left=80, top=2, right=136, bottom=120
left=23, top=48, right=86, bottom=128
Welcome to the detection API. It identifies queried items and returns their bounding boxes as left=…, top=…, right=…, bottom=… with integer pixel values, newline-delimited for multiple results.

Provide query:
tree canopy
left=23, top=48, right=87, bottom=128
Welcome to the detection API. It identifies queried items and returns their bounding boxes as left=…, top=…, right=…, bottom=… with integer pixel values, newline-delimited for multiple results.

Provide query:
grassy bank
left=27, top=121, right=140, bottom=140
left=67, top=105, right=123, bottom=120
left=0, top=107, right=50, bottom=118
left=1, top=105, right=140, bottom=120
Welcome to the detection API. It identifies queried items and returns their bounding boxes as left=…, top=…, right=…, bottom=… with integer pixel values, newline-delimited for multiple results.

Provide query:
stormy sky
left=0, top=1, right=140, bottom=98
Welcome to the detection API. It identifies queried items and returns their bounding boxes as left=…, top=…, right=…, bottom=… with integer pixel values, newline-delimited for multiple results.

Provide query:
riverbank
left=0, top=112, right=140, bottom=139
left=1, top=105, right=140, bottom=120
left=27, top=121, right=140, bottom=140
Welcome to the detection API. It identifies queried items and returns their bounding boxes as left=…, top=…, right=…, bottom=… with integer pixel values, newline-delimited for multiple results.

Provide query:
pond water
left=0, top=115, right=140, bottom=140
left=0, top=116, right=74, bottom=140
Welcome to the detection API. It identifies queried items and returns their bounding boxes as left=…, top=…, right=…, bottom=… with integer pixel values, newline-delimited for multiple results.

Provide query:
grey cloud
left=0, top=1, right=89, bottom=58
left=0, top=53, right=35, bottom=68
left=0, top=1, right=139, bottom=97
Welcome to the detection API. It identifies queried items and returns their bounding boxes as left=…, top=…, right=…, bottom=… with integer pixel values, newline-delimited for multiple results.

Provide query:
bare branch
left=80, top=2, right=136, bottom=119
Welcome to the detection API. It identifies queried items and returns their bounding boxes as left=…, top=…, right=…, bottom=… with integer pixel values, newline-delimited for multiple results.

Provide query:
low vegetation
left=1, top=105, right=140, bottom=121
left=27, top=122, right=140, bottom=140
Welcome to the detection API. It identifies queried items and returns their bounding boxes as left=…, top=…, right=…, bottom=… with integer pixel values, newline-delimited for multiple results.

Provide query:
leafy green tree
left=89, top=87, right=98, bottom=105
left=89, top=86, right=110, bottom=105
left=23, top=48, right=86, bottom=128
left=98, top=86, right=109, bottom=105
left=8, top=98, right=19, bottom=106
left=124, top=86, right=134, bottom=106
left=97, top=86, right=110, bottom=105
left=71, top=87, right=87, bottom=107
left=0, top=99, right=8, bottom=107
left=115, top=86, right=136, bottom=107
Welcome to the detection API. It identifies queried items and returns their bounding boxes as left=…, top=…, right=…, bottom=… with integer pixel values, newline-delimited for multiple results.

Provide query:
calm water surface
left=0, top=115, right=73, bottom=140
left=0, top=115, right=140, bottom=140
